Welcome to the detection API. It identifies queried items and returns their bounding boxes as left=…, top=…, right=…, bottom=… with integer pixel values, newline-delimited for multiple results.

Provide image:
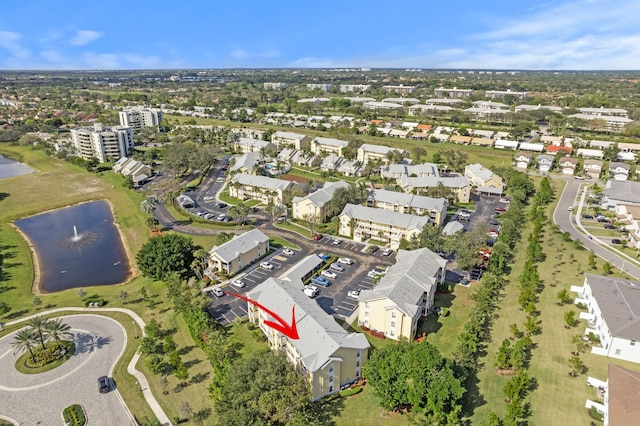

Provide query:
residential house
left=358, top=248, right=447, bottom=340
left=207, top=229, right=270, bottom=276
left=339, top=204, right=431, bottom=249
left=292, top=180, right=351, bottom=222
left=559, top=156, right=579, bottom=175
left=357, top=144, right=408, bottom=165
left=271, top=131, right=312, bottom=150
left=112, top=157, right=152, bottom=183
left=602, top=180, right=640, bottom=210
left=366, top=188, right=448, bottom=226
left=464, top=163, right=505, bottom=191
left=584, top=159, right=604, bottom=180
left=311, top=137, right=349, bottom=156
left=514, top=151, right=533, bottom=169
left=399, top=176, right=471, bottom=203
left=381, top=163, right=440, bottom=180
left=229, top=151, right=265, bottom=175
left=518, top=142, right=545, bottom=153
left=320, top=155, right=343, bottom=172
left=536, top=155, right=555, bottom=173
left=235, top=137, right=275, bottom=154
left=546, top=145, right=573, bottom=156
left=229, top=174, right=294, bottom=204
left=609, top=162, right=631, bottom=181
left=494, top=140, right=519, bottom=150
left=247, top=278, right=369, bottom=401
left=586, top=364, right=640, bottom=426
left=470, top=137, right=494, bottom=147
left=449, top=135, right=472, bottom=145
left=578, top=148, right=605, bottom=159
left=571, top=274, right=640, bottom=364
left=540, top=135, right=563, bottom=146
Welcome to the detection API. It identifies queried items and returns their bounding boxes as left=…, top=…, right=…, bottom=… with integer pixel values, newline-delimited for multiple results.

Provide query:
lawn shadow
left=5, top=309, right=29, bottom=320
left=184, top=359, right=201, bottom=368
left=190, top=371, right=210, bottom=385
left=461, top=371, right=486, bottom=419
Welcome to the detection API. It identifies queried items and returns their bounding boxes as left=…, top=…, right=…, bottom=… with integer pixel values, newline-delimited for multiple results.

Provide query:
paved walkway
left=1, top=308, right=171, bottom=426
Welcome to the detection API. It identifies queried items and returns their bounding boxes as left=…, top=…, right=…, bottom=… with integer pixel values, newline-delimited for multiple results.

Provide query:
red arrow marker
left=225, top=291, right=299, bottom=340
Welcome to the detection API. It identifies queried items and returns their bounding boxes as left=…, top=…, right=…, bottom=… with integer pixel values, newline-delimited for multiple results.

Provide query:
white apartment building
left=356, top=144, right=408, bottom=165
left=264, top=82, right=287, bottom=89
left=486, top=89, right=527, bottom=99
left=306, top=83, right=333, bottom=91
left=434, top=87, right=473, bottom=99
left=339, top=84, right=370, bottom=93
left=382, top=85, right=416, bottom=94
left=118, top=107, right=163, bottom=132
left=71, top=123, right=134, bottom=163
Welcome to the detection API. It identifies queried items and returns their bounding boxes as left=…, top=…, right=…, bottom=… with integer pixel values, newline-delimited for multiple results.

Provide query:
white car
left=260, top=261, right=274, bottom=270
left=321, top=270, right=337, bottom=279
left=282, top=248, right=295, bottom=256
left=210, top=287, right=224, bottom=297
left=499, top=198, right=510, bottom=204
left=337, top=257, right=354, bottom=265
left=304, top=285, right=319, bottom=298
left=568, top=206, right=574, bottom=211
left=382, top=248, right=393, bottom=256
left=347, top=289, right=361, bottom=300
left=332, top=239, right=341, bottom=246
left=231, top=279, right=246, bottom=289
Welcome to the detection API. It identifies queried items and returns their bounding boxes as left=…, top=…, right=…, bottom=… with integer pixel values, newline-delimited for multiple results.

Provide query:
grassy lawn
left=334, top=385, right=408, bottom=426
left=269, top=235, right=301, bottom=250
left=275, top=221, right=313, bottom=238
left=469, top=179, right=638, bottom=425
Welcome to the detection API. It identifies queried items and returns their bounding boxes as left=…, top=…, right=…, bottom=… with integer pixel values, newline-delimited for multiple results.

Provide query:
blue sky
left=1, top=0, right=639, bottom=70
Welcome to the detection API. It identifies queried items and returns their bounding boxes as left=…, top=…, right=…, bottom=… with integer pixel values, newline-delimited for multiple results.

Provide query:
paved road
left=0, top=315, right=135, bottom=426
left=552, top=175, right=640, bottom=279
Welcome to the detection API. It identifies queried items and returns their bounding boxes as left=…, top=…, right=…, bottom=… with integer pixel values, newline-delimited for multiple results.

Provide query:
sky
left=1, top=0, right=639, bottom=70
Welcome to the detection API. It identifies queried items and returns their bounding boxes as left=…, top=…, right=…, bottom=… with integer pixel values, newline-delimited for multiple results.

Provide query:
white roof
left=340, top=204, right=431, bottom=230
left=313, top=137, right=349, bottom=148
left=293, top=180, right=351, bottom=208
left=278, top=254, right=324, bottom=285
left=231, top=173, right=293, bottom=191
left=400, top=176, right=469, bottom=189
left=359, top=143, right=406, bottom=155
left=273, top=131, right=309, bottom=141
left=209, top=229, right=269, bottom=263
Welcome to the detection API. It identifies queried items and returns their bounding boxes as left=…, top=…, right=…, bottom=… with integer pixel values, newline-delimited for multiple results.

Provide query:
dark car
left=611, top=239, right=622, bottom=244
left=217, top=202, right=228, bottom=209
left=488, top=220, right=501, bottom=226
left=98, top=376, right=110, bottom=393
left=313, top=233, right=323, bottom=241
left=597, top=217, right=609, bottom=223
left=369, top=246, right=379, bottom=254
left=582, top=214, right=594, bottom=219
left=604, top=223, right=616, bottom=229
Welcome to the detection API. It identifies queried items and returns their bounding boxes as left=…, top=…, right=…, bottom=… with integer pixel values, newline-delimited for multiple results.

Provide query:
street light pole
left=132, top=321, right=138, bottom=339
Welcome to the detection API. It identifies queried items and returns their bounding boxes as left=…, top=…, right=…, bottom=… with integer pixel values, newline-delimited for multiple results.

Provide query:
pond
left=14, top=200, right=131, bottom=293
left=0, top=154, right=35, bottom=179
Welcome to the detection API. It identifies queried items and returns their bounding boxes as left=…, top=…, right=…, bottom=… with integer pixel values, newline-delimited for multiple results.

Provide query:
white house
left=571, top=274, right=640, bottom=364
left=578, top=148, right=605, bottom=159
left=357, top=144, right=408, bottom=165
left=514, top=151, right=533, bottom=169
left=609, top=162, right=631, bottom=181
left=494, top=140, right=519, bottom=150
left=518, top=142, right=545, bottom=153
left=536, top=155, right=555, bottom=173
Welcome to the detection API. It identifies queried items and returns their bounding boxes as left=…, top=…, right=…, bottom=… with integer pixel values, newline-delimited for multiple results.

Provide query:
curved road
left=552, top=175, right=640, bottom=279
left=0, top=315, right=135, bottom=426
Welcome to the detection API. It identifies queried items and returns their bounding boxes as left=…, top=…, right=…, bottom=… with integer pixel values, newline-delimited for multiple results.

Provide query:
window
left=615, top=349, right=621, bottom=355
left=356, top=360, right=360, bottom=367
left=390, top=330, right=395, bottom=337
left=391, top=321, right=396, bottom=328
left=391, top=312, right=396, bottom=319
left=356, top=350, right=361, bottom=358
left=632, top=340, right=636, bottom=346
left=329, top=385, right=333, bottom=393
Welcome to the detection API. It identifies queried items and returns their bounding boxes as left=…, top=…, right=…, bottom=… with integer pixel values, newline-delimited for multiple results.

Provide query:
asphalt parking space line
left=243, top=275, right=258, bottom=283
left=237, top=306, right=248, bottom=316
left=273, top=255, right=287, bottom=261
left=341, top=300, right=357, bottom=308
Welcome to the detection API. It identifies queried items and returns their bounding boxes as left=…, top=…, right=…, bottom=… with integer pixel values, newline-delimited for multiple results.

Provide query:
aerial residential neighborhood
left=1, top=2, right=640, bottom=426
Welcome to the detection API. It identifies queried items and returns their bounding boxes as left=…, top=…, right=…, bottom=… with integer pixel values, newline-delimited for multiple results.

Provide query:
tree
left=424, top=182, right=455, bottom=203
left=77, top=288, right=86, bottom=299
left=411, top=146, right=427, bottom=160
left=602, top=143, right=620, bottom=161
left=571, top=334, right=591, bottom=356
left=0, top=301, right=11, bottom=318
left=29, top=316, right=48, bottom=350
left=12, top=328, right=37, bottom=364
left=602, top=261, right=613, bottom=275
left=136, top=234, right=196, bottom=280
left=118, top=290, right=129, bottom=304
left=568, top=356, right=587, bottom=376
left=227, top=201, right=251, bottom=224
left=439, top=148, right=468, bottom=172
left=364, top=342, right=464, bottom=420
left=32, top=297, right=42, bottom=309
left=556, top=289, right=572, bottom=305
left=564, top=310, right=578, bottom=328
left=215, top=351, right=311, bottom=425
left=43, top=318, right=73, bottom=348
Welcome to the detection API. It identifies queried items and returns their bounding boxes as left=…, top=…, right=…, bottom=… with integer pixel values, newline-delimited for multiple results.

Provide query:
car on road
left=98, top=376, right=110, bottom=393
left=211, top=287, right=224, bottom=297
left=612, top=239, right=622, bottom=244
left=317, top=252, right=331, bottom=261
left=260, top=261, right=274, bottom=270
left=330, top=263, right=345, bottom=272
left=369, top=246, right=379, bottom=254
left=313, top=233, right=323, bottom=241
left=604, top=223, right=616, bottom=229
left=231, top=279, right=246, bottom=289
left=321, top=270, right=337, bottom=279
left=282, top=247, right=295, bottom=256
left=304, top=285, right=319, bottom=298
left=494, top=207, right=507, bottom=213
left=382, top=248, right=393, bottom=256
left=338, top=257, right=354, bottom=265
left=347, top=289, right=361, bottom=300
left=217, top=202, right=228, bottom=208
left=567, top=206, right=574, bottom=211
left=575, top=175, right=584, bottom=180
left=582, top=214, right=594, bottom=219
left=311, top=276, right=331, bottom=287
left=332, top=239, right=341, bottom=246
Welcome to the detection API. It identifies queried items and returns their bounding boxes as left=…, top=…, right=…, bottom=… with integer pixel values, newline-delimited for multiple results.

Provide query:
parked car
left=330, top=263, right=345, bottom=272
left=332, top=239, right=341, bottom=246
left=604, top=223, right=616, bottom=229
left=311, top=276, right=331, bottom=287
left=231, top=279, right=246, bottom=289
left=282, top=247, right=295, bottom=256
left=582, top=214, right=594, bottom=219
left=317, top=252, right=331, bottom=261
left=260, top=261, right=274, bottom=270
left=382, top=248, right=393, bottom=256
left=597, top=217, right=610, bottom=223
left=488, top=220, right=501, bottom=226
left=459, top=277, right=470, bottom=285
left=337, top=257, right=354, bottom=265
left=575, top=175, right=584, bottom=180
left=321, top=270, right=337, bottom=279
left=217, top=202, right=228, bottom=209
left=313, top=233, right=323, bottom=241
left=499, top=198, right=510, bottom=204
left=204, top=213, right=214, bottom=220
left=98, top=376, right=110, bottom=393
left=494, top=207, right=507, bottom=213
left=304, top=285, right=319, bottom=298
left=369, top=246, right=379, bottom=254
left=217, top=214, right=226, bottom=221
left=211, top=287, right=224, bottom=297
left=347, top=289, right=361, bottom=300
left=611, top=239, right=622, bottom=244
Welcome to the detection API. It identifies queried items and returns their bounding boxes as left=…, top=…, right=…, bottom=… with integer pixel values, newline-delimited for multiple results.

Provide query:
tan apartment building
left=358, top=248, right=447, bottom=341
left=464, top=163, right=505, bottom=191
left=399, top=176, right=471, bottom=203
left=234, top=137, right=276, bottom=154
left=292, top=180, right=351, bottom=222
left=339, top=204, right=431, bottom=249
left=356, top=143, right=408, bottom=165
left=366, top=188, right=448, bottom=226
left=207, top=229, right=270, bottom=275
left=271, top=131, right=312, bottom=150
left=229, top=173, right=294, bottom=205
left=311, top=137, right=349, bottom=156
left=247, top=278, right=370, bottom=401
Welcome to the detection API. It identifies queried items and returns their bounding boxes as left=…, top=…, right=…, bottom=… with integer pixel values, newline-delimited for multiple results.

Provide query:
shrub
left=340, top=386, right=362, bottom=397
left=62, top=404, right=86, bottom=426
left=84, top=296, right=105, bottom=307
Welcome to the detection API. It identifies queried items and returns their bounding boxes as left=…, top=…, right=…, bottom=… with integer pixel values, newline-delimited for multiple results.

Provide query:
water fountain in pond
left=63, top=225, right=100, bottom=248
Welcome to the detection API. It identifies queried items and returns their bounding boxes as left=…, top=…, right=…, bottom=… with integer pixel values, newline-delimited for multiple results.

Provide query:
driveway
left=0, top=315, right=135, bottom=426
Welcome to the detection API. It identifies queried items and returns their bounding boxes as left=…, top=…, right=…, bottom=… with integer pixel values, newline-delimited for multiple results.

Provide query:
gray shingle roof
left=585, top=274, right=640, bottom=341
left=273, top=131, right=309, bottom=141
left=230, top=151, right=263, bottom=172
left=296, top=180, right=351, bottom=208
left=231, top=173, right=293, bottom=191
left=247, top=278, right=369, bottom=373
left=359, top=143, right=406, bottom=155
left=340, top=204, right=431, bottom=230
left=381, top=163, right=439, bottom=178
left=208, top=229, right=269, bottom=263
left=359, top=248, right=447, bottom=317
left=313, top=137, right=349, bottom=148
left=400, top=176, right=469, bottom=189
left=605, top=180, right=640, bottom=204
left=278, top=255, right=324, bottom=286
left=368, top=188, right=446, bottom=212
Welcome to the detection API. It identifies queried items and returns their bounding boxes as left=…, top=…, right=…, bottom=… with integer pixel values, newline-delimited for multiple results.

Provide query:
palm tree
left=29, top=316, right=48, bottom=350
left=228, top=201, right=251, bottom=224
left=12, top=328, right=37, bottom=364
left=43, top=318, right=73, bottom=349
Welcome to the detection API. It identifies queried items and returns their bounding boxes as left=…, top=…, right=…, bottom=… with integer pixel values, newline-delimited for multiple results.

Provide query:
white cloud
left=70, top=30, right=103, bottom=46
left=230, top=47, right=280, bottom=60
left=230, top=49, right=249, bottom=58
left=0, top=31, right=30, bottom=60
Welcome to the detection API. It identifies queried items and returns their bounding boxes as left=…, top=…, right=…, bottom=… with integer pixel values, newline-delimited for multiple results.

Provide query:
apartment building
left=602, top=180, right=640, bottom=209
left=586, top=364, right=640, bottom=426
left=614, top=204, right=640, bottom=249
left=264, top=82, right=287, bottom=89
left=486, top=89, right=527, bottom=99
left=382, top=85, right=416, bottom=94
left=112, top=157, right=152, bottom=183
left=366, top=188, right=448, bottom=226
left=229, top=173, right=294, bottom=205
left=292, top=180, right=351, bottom=222
left=568, top=113, right=633, bottom=132
left=399, top=176, right=471, bottom=203
left=356, top=143, right=408, bottom=165
left=381, top=163, right=440, bottom=180
left=207, top=229, right=270, bottom=276
left=464, top=101, right=510, bottom=120
left=306, top=83, right=333, bottom=91
left=271, top=131, right=311, bottom=150
left=464, top=163, right=505, bottom=191
left=71, top=123, right=134, bottom=162
left=578, top=107, right=628, bottom=118
left=339, top=204, right=431, bottom=249
left=571, top=274, right=640, bottom=364
left=339, top=84, right=371, bottom=93
left=358, top=248, right=447, bottom=341
left=247, top=278, right=369, bottom=401
left=311, top=137, right=349, bottom=156
left=118, top=107, right=163, bottom=132
left=234, top=137, right=276, bottom=154
left=434, top=87, right=473, bottom=99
